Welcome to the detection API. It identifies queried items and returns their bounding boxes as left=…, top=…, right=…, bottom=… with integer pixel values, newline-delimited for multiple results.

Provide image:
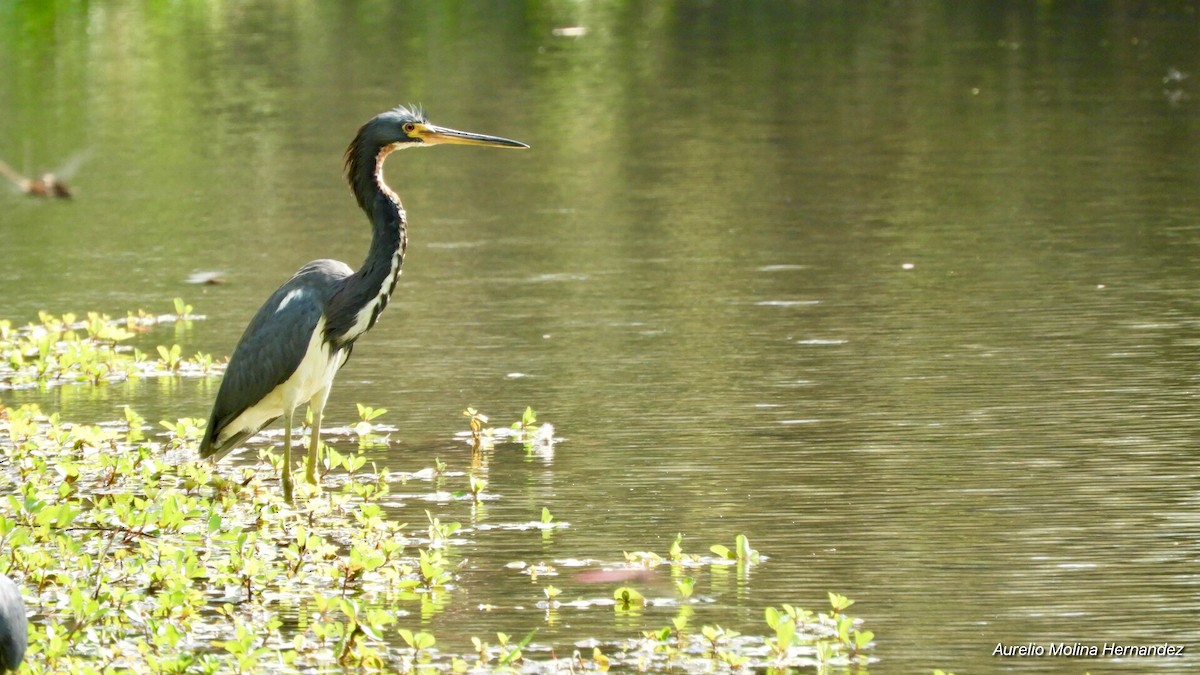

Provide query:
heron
left=199, top=105, right=527, bottom=503
left=0, top=573, right=26, bottom=673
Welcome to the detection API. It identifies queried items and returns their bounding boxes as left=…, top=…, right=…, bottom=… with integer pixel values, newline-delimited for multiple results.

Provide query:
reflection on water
left=3, top=2, right=1200, bottom=671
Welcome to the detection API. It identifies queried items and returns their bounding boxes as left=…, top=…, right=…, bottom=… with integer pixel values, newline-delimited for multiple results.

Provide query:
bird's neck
left=363, top=144, right=410, bottom=275
left=356, top=191, right=408, bottom=292
left=334, top=147, right=409, bottom=345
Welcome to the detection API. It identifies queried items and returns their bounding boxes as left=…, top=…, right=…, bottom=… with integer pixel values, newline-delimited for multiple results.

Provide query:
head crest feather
left=390, top=103, right=427, bottom=123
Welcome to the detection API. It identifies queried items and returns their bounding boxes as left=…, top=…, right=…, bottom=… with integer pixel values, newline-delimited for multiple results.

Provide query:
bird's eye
left=403, top=123, right=416, bottom=133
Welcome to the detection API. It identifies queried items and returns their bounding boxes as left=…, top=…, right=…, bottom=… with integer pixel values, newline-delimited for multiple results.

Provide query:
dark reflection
left=2, top=1, right=1200, bottom=672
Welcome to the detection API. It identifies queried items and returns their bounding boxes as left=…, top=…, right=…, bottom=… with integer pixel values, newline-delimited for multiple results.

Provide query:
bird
left=0, top=574, right=27, bottom=673
left=199, top=105, right=527, bottom=503
left=0, top=158, right=72, bottom=198
left=0, top=151, right=89, bottom=199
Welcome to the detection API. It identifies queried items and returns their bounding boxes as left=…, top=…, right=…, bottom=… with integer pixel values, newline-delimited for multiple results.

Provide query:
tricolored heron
left=199, top=105, right=527, bottom=503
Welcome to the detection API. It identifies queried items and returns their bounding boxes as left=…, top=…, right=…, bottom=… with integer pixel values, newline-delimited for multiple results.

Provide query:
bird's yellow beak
left=411, top=123, right=528, bottom=149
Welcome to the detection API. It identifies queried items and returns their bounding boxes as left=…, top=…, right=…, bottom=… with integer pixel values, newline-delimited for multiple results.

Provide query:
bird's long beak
left=414, top=123, right=529, bottom=149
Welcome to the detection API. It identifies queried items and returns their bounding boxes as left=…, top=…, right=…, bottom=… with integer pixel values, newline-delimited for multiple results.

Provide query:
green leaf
left=709, top=544, right=733, bottom=560
left=613, top=586, right=645, bottom=609
left=828, top=591, right=854, bottom=612
left=764, top=606, right=781, bottom=629
left=669, top=533, right=683, bottom=560
left=413, top=631, right=436, bottom=650
left=837, top=613, right=853, bottom=644
left=494, top=630, right=528, bottom=665
left=775, top=617, right=796, bottom=651
left=735, top=534, right=755, bottom=560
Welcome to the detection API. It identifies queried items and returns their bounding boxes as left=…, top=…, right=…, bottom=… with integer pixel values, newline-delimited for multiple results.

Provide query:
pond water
left=3, top=2, right=1200, bottom=672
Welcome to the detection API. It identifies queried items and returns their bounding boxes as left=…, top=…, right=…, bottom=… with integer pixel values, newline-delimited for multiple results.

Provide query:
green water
left=3, top=2, right=1200, bottom=671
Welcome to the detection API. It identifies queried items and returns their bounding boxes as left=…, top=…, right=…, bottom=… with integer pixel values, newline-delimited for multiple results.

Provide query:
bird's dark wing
left=200, top=260, right=352, bottom=460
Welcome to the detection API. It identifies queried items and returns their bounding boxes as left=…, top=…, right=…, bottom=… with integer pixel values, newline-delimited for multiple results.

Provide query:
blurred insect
left=0, top=150, right=90, bottom=199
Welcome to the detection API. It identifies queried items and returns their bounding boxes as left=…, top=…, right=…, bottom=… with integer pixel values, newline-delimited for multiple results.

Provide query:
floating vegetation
left=0, top=300, right=215, bottom=389
left=503, top=535, right=873, bottom=671
left=710, top=533, right=764, bottom=565
left=0, top=399, right=876, bottom=673
left=457, top=406, right=557, bottom=460
left=0, top=402, right=455, bottom=672
left=0, top=303, right=879, bottom=672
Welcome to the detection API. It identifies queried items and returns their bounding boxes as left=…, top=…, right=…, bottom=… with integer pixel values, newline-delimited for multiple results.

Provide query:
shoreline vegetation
left=0, top=302, right=875, bottom=673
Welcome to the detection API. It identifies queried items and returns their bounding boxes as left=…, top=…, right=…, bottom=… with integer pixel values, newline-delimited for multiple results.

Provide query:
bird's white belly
left=218, top=317, right=346, bottom=444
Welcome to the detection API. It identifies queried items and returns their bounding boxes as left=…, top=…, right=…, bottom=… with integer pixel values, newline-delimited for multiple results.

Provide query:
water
left=3, top=2, right=1200, bottom=671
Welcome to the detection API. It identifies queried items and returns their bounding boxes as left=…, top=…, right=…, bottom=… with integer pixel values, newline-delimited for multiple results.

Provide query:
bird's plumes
left=392, top=102, right=427, bottom=123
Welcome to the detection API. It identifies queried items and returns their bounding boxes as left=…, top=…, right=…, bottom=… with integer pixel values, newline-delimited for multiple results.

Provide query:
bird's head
left=345, top=105, right=527, bottom=208
left=355, top=104, right=528, bottom=155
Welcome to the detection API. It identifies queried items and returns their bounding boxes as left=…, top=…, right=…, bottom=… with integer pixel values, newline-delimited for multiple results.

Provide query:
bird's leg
left=305, top=398, right=326, bottom=486
left=281, top=408, right=295, bottom=504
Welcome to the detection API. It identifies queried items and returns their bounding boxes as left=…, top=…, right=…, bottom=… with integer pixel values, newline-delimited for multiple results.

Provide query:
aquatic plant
left=459, top=406, right=557, bottom=457
left=461, top=407, right=492, bottom=451
left=0, top=402, right=452, bottom=672
left=352, top=403, right=390, bottom=448
left=710, top=533, right=762, bottom=564
left=613, top=586, right=646, bottom=611
left=0, top=303, right=880, bottom=672
left=0, top=400, right=880, bottom=672
left=0, top=301, right=215, bottom=389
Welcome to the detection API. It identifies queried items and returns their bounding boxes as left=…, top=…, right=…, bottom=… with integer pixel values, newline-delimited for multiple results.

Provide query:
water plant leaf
left=735, top=534, right=758, bottom=562
left=0, top=397, right=872, bottom=673
left=828, top=591, right=854, bottom=612
left=774, top=616, right=796, bottom=652
left=613, top=586, right=645, bottom=610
